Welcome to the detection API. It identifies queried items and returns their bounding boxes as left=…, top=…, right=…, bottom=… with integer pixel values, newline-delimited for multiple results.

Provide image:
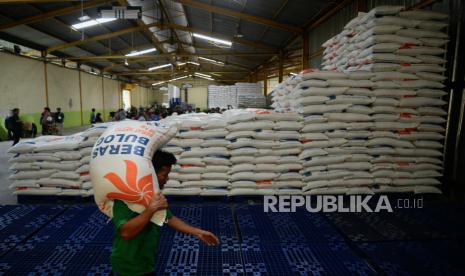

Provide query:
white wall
left=0, top=52, right=46, bottom=116
left=0, top=52, right=133, bottom=127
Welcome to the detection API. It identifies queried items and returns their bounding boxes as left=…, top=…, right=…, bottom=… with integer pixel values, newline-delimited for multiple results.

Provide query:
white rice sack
left=327, top=162, right=372, bottom=171
left=200, top=189, right=229, bottom=196
left=205, top=165, right=230, bottom=173
left=52, top=151, right=82, bottom=161
left=51, top=171, right=80, bottom=180
left=13, top=187, right=62, bottom=196
left=168, top=138, right=203, bottom=148
left=9, top=169, right=57, bottom=180
left=9, top=162, right=40, bottom=171
left=230, top=156, right=255, bottom=164
left=201, top=140, right=230, bottom=147
left=230, top=172, right=277, bottom=182
left=8, top=154, right=61, bottom=163
left=415, top=89, right=447, bottom=97
left=301, top=71, right=348, bottom=80
left=274, top=141, right=302, bottom=150
left=80, top=156, right=91, bottom=165
left=226, top=131, right=256, bottom=140
left=10, top=180, right=40, bottom=188
left=300, top=87, right=349, bottom=97
left=89, top=120, right=178, bottom=226
left=177, top=165, right=205, bottom=174
left=398, top=10, right=448, bottom=20
left=366, top=137, right=415, bottom=148
left=414, top=186, right=442, bottom=194
left=201, top=129, right=229, bottom=139
left=203, top=157, right=231, bottom=166
left=399, top=97, right=447, bottom=107
left=37, top=178, right=82, bottom=188
left=162, top=188, right=201, bottom=196
left=299, top=149, right=328, bottom=160
left=273, top=180, right=304, bottom=188
left=79, top=137, right=99, bottom=148
left=76, top=164, right=90, bottom=173
left=324, top=113, right=372, bottom=122
left=302, top=138, right=347, bottom=149
left=417, top=107, right=447, bottom=116
left=300, top=133, right=329, bottom=141
left=177, top=158, right=205, bottom=166
left=416, top=55, right=446, bottom=64
left=79, top=147, right=93, bottom=156
left=301, top=122, right=347, bottom=133
left=227, top=121, right=274, bottom=132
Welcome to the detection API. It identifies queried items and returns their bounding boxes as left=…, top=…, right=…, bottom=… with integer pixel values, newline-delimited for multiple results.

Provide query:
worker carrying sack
left=90, top=120, right=178, bottom=226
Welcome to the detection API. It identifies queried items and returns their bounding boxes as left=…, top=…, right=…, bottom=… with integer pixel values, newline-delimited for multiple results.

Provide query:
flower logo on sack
left=104, top=160, right=154, bottom=207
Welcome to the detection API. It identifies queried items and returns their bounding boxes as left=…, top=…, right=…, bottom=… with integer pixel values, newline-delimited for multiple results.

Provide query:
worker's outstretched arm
left=167, top=216, right=220, bottom=246
left=118, top=193, right=167, bottom=240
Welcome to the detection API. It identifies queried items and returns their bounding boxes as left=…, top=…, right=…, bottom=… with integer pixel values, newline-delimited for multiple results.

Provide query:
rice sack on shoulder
left=90, top=120, right=178, bottom=226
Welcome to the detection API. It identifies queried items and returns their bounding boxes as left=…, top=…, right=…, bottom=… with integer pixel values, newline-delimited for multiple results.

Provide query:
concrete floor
left=0, top=125, right=90, bottom=205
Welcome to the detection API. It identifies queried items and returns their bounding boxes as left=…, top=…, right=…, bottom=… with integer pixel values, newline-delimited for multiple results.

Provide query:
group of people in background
left=40, top=107, right=64, bottom=136
left=4, top=104, right=233, bottom=146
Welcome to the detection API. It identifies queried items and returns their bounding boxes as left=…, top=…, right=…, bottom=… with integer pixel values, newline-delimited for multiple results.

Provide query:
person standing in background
left=4, top=110, right=14, bottom=140
left=11, top=108, right=22, bottom=146
left=41, top=107, right=53, bottom=135
left=90, top=108, right=96, bottom=124
left=54, top=107, right=64, bottom=135
left=95, top=113, right=103, bottom=123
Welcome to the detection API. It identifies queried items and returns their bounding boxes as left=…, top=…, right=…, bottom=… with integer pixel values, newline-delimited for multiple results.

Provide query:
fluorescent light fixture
left=124, top=59, right=129, bottom=66
left=169, top=75, right=189, bottom=82
left=198, top=56, right=224, bottom=66
left=290, top=72, right=298, bottom=76
left=148, top=63, right=172, bottom=71
left=152, top=81, right=166, bottom=86
left=72, top=18, right=116, bottom=30
left=194, top=72, right=214, bottom=81
left=125, top=48, right=156, bottom=57
left=195, top=72, right=212, bottom=78
left=177, top=61, right=200, bottom=66
left=192, top=33, right=232, bottom=47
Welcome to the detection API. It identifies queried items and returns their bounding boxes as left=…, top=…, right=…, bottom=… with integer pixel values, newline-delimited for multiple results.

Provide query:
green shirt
left=111, top=200, right=172, bottom=276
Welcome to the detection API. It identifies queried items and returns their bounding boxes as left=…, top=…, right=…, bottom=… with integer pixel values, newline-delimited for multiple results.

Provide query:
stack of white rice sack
left=321, top=6, right=448, bottom=73
left=270, top=75, right=302, bottom=112
left=8, top=135, right=93, bottom=196
left=236, top=83, right=267, bottom=108
left=162, top=113, right=231, bottom=196
left=224, top=109, right=303, bottom=196
left=8, top=123, right=111, bottom=197
left=208, top=85, right=237, bottom=109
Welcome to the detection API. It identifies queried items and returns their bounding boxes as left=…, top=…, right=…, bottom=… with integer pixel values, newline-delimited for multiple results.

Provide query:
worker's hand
left=194, top=229, right=220, bottom=246
left=147, top=192, right=168, bottom=213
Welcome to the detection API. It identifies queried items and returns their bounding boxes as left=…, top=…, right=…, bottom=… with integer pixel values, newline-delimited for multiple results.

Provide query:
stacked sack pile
left=7, top=131, right=105, bottom=197
left=208, top=85, right=237, bottom=109
left=270, top=74, right=302, bottom=112
left=236, top=83, right=267, bottom=108
left=275, top=6, right=448, bottom=195
left=225, top=109, right=303, bottom=196
left=162, top=113, right=231, bottom=196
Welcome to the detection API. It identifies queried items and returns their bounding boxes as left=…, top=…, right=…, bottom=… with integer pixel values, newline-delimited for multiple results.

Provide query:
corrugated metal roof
left=0, top=0, right=335, bottom=80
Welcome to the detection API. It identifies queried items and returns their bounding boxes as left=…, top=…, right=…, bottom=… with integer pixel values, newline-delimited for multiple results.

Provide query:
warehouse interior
left=0, top=0, right=465, bottom=275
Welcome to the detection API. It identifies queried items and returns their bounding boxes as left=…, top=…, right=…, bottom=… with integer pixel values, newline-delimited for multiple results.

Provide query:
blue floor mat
left=325, top=205, right=465, bottom=242
left=156, top=234, right=243, bottom=275
left=235, top=204, right=343, bottom=244
left=0, top=243, right=112, bottom=276
left=357, top=240, right=465, bottom=275
left=240, top=242, right=375, bottom=275
left=0, top=205, right=65, bottom=244
left=27, top=205, right=113, bottom=244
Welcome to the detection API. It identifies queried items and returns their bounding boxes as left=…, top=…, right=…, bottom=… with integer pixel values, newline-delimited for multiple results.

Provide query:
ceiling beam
left=0, top=0, right=111, bottom=31
left=119, top=70, right=247, bottom=76
left=117, top=0, right=166, bottom=53
left=174, top=0, right=303, bottom=34
left=0, top=0, right=79, bottom=3
left=46, top=20, right=278, bottom=54
left=51, top=52, right=275, bottom=62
